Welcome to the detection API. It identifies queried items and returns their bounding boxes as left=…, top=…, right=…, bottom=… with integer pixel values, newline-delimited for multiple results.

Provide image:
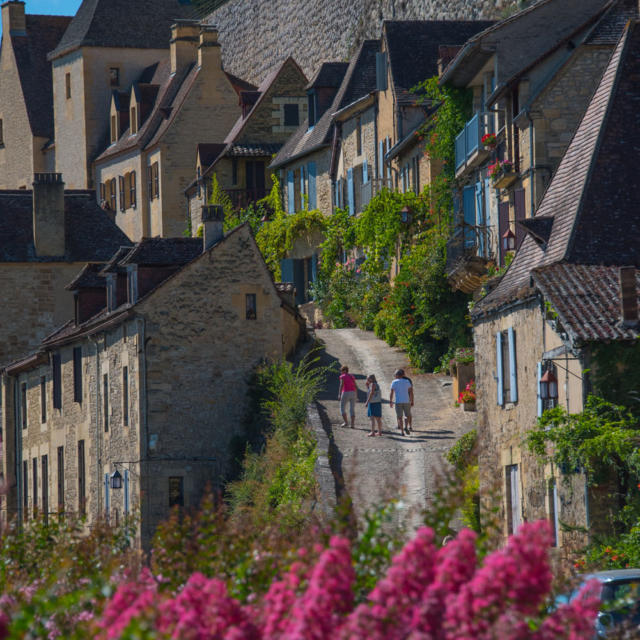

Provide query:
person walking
left=338, top=365, right=357, bottom=428
left=389, top=368, right=413, bottom=436
left=402, top=372, right=413, bottom=434
left=365, top=374, right=383, bottom=437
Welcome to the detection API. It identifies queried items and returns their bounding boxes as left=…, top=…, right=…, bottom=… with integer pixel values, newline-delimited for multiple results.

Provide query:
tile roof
left=306, top=62, right=350, bottom=90
left=586, top=0, right=637, bottom=44
left=441, top=0, right=611, bottom=88
left=98, top=246, right=135, bottom=275
left=65, top=263, right=108, bottom=290
left=11, top=14, right=72, bottom=140
left=118, top=237, right=203, bottom=266
left=474, top=21, right=640, bottom=337
left=228, top=143, right=282, bottom=157
left=0, top=190, right=130, bottom=263
left=532, top=264, right=640, bottom=342
left=48, top=0, right=196, bottom=60
left=384, top=20, right=494, bottom=104
left=197, top=143, right=227, bottom=168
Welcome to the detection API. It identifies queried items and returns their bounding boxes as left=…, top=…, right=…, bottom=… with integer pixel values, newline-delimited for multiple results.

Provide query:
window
left=40, top=376, right=46, bottom=423
left=78, top=440, right=86, bottom=516
left=197, top=166, right=201, bottom=198
left=356, top=117, right=362, bottom=155
left=53, top=353, right=62, bottom=410
left=103, top=374, right=109, bottom=432
left=147, top=165, right=153, bottom=201
left=73, top=347, right=82, bottom=403
left=106, top=274, right=116, bottom=312
left=169, top=477, right=184, bottom=507
left=111, top=115, right=117, bottom=144
left=127, top=265, right=138, bottom=304
left=505, top=464, right=521, bottom=535
left=283, top=103, right=299, bottom=127
left=130, top=106, right=137, bottom=134
left=110, top=177, right=116, bottom=211
left=119, top=176, right=125, bottom=211
left=23, top=460, right=28, bottom=521
left=123, top=366, right=129, bottom=426
left=123, top=173, right=131, bottom=209
left=20, top=382, right=27, bottom=429
left=57, top=446, right=64, bottom=513
left=307, top=90, right=316, bottom=127
left=231, top=158, right=238, bottom=185
left=109, top=67, right=120, bottom=87
left=65, top=72, right=71, bottom=99
left=153, top=162, right=159, bottom=198
left=246, top=294, right=257, bottom=320
left=42, top=456, right=49, bottom=525
left=496, top=328, right=517, bottom=406
left=129, top=170, right=137, bottom=209
left=32, top=457, right=38, bottom=516
left=549, top=478, right=560, bottom=547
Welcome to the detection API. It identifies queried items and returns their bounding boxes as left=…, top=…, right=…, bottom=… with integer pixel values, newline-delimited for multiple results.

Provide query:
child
left=365, top=374, right=383, bottom=436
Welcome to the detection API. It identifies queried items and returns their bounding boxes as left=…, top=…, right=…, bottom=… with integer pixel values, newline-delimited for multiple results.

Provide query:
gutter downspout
left=527, top=109, right=535, bottom=216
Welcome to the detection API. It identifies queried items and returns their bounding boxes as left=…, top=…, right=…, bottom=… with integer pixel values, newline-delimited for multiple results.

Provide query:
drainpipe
left=527, top=109, right=535, bottom=216
left=89, top=335, right=102, bottom=516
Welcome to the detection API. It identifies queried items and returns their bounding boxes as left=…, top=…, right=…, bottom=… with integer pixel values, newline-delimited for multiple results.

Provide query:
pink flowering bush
left=86, top=521, right=599, bottom=640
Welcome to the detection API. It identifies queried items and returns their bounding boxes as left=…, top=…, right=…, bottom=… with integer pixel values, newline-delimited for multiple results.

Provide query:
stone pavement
left=314, top=328, right=476, bottom=530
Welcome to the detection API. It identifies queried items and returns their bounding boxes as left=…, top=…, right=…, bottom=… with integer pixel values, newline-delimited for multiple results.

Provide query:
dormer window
left=307, top=90, right=316, bottom=128
left=127, top=265, right=138, bottom=304
left=130, top=105, right=138, bottom=134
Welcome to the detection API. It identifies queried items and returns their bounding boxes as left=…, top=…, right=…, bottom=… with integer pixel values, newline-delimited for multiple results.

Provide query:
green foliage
left=590, top=341, right=640, bottom=414
left=447, top=429, right=477, bottom=472
left=445, top=430, right=481, bottom=533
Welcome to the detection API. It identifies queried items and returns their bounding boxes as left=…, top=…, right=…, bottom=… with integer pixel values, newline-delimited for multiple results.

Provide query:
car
left=559, top=569, right=640, bottom=638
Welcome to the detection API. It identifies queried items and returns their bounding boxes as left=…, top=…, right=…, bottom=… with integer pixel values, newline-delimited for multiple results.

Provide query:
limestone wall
left=206, top=0, right=518, bottom=85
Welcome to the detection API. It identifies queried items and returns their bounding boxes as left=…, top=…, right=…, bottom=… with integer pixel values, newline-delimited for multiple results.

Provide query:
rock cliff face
left=205, top=0, right=522, bottom=84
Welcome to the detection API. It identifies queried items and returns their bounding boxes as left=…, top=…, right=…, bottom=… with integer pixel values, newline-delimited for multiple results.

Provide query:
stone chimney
left=198, top=25, right=222, bottom=70
left=170, top=19, right=200, bottom=74
left=202, top=205, right=224, bottom=251
left=1, top=1, right=25, bottom=36
left=33, top=173, right=65, bottom=257
left=619, top=266, right=638, bottom=326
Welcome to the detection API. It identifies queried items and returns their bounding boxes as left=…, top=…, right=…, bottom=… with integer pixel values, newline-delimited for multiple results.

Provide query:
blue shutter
left=378, top=140, right=384, bottom=178
left=463, top=185, right=475, bottom=248
left=476, top=181, right=485, bottom=257
left=484, top=177, right=492, bottom=249
left=104, top=473, right=110, bottom=516
left=496, top=332, right=504, bottom=406
left=385, top=137, right=391, bottom=181
left=287, top=170, right=294, bottom=214
left=280, top=258, right=294, bottom=283
left=508, top=327, right=518, bottom=403
left=300, top=166, right=306, bottom=207
left=347, top=168, right=355, bottom=215
left=124, top=470, right=130, bottom=515
left=537, top=362, right=543, bottom=418
left=362, top=158, right=368, bottom=184
left=307, top=162, right=316, bottom=209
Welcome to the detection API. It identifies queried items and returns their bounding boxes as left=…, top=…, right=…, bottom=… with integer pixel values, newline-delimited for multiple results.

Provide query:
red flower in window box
left=481, top=133, right=497, bottom=149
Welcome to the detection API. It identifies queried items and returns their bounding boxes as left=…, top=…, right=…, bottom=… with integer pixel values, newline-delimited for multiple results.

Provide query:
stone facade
left=1, top=225, right=304, bottom=546
left=206, top=0, right=518, bottom=85
left=281, top=148, right=333, bottom=215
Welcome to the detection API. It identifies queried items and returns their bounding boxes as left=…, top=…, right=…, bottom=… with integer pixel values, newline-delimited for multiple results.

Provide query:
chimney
left=33, top=173, right=65, bottom=257
left=170, top=19, right=200, bottom=74
left=198, top=25, right=222, bottom=70
left=619, top=266, right=638, bottom=326
left=202, top=205, right=224, bottom=250
left=1, top=1, right=25, bottom=36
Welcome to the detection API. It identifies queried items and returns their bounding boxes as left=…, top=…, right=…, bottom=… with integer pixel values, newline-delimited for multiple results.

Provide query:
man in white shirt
left=389, top=368, right=414, bottom=436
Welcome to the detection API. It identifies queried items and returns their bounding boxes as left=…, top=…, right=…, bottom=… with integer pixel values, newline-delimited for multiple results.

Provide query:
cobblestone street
left=315, top=328, right=477, bottom=530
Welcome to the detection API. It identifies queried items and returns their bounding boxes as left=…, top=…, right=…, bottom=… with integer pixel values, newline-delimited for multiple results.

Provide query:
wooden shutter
left=362, top=158, right=368, bottom=184
left=508, top=327, right=518, bottom=403
left=130, top=170, right=137, bottom=209
left=347, top=168, right=355, bottom=215
left=119, top=176, right=125, bottom=212
left=299, top=165, right=306, bottom=204
left=537, top=361, right=543, bottom=418
left=475, top=181, right=484, bottom=256
left=378, top=140, right=384, bottom=179
left=462, top=185, right=475, bottom=248
left=110, top=178, right=116, bottom=211
left=124, top=173, right=131, bottom=209
left=307, top=162, right=316, bottom=209
left=514, top=188, right=526, bottom=249
left=147, top=166, right=153, bottom=201
left=496, top=332, right=504, bottom=406
left=124, top=470, right=130, bottom=515
left=280, top=258, right=294, bottom=283
left=287, top=170, right=294, bottom=213
left=498, top=201, right=510, bottom=266
left=375, top=52, right=388, bottom=91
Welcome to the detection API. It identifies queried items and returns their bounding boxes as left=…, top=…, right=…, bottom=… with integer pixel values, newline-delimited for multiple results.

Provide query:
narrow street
left=315, top=328, right=476, bottom=530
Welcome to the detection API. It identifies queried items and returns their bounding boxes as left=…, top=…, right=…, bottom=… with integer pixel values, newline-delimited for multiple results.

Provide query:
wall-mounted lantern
left=539, top=369, right=558, bottom=400
left=400, top=205, right=412, bottom=224
left=502, top=228, right=516, bottom=252
left=110, top=470, right=123, bottom=490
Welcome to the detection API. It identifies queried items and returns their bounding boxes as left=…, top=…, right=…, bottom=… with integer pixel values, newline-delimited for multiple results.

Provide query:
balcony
left=226, top=187, right=266, bottom=210
left=455, top=112, right=494, bottom=177
left=446, top=224, right=493, bottom=294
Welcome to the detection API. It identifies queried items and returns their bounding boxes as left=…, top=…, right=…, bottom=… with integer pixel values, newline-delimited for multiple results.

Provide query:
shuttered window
left=307, top=162, right=317, bottom=209
left=52, top=353, right=62, bottom=410
left=130, top=170, right=137, bottom=209
left=147, top=166, right=153, bottom=201
left=287, top=170, right=295, bottom=214
left=506, top=464, right=521, bottom=535
left=119, top=176, right=125, bottom=212
left=110, top=178, right=116, bottom=211
left=347, top=168, right=355, bottom=215
left=498, top=201, right=510, bottom=266
left=153, top=163, right=159, bottom=198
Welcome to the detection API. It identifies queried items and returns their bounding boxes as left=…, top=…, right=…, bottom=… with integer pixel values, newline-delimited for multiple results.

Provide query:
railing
left=446, top=223, right=495, bottom=274
left=226, top=187, right=266, bottom=210
left=455, top=112, right=496, bottom=172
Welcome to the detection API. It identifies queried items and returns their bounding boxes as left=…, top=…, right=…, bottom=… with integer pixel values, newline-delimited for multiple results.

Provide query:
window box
left=462, top=401, right=476, bottom=412
left=493, top=171, right=518, bottom=189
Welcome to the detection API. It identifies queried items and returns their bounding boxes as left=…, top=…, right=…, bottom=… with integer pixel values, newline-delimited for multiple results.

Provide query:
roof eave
left=269, top=142, right=331, bottom=170
left=332, top=93, right=376, bottom=121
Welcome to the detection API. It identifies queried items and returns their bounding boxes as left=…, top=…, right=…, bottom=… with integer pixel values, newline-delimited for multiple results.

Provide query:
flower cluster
left=481, top=133, right=497, bottom=148
left=487, top=159, right=513, bottom=183
left=459, top=380, right=476, bottom=404
left=80, top=521, right=598, bottom=640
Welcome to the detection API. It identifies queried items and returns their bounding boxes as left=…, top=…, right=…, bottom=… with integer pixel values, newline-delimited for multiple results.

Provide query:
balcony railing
left=226, top=187, right=266, bottom=210
left=455, top=112, right=495, bottom=174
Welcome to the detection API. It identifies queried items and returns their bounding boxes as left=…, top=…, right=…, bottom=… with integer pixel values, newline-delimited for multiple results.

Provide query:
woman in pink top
left=338, top=365, right=357, bottom=428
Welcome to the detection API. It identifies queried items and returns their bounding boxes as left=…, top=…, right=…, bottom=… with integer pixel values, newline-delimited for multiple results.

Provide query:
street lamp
left=502, top=228, right=516, bottom=252
left=400, top=205, right=412, bottom=224
left=539, top=369, right=558, bottom=400
left=110, top=470, right=123, bottom=490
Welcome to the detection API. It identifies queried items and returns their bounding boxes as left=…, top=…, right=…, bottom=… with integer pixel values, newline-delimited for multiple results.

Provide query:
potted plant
left=481, top=133, right=497, bottom=150
left=458, top=380, right=476, bottom=411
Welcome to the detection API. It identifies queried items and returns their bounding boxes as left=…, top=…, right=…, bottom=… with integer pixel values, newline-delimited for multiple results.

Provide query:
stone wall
left=206, top=0, right=519, bottom=85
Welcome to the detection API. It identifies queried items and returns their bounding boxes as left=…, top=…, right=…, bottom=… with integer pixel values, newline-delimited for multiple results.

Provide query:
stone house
left=1, top=209, right=305, bottom=545
left=0, top=172, right=129, bottom=370
left=47, top=0, right=196, bottom=191
left=441, top=0, right=623, bottom=293
left=0, top=1, right=71, bottom=189
left=94, top=21, right=254, bottom=241
left=184, top=57, right=308, bottom=233
left=471, top=18, right=640, bottom=552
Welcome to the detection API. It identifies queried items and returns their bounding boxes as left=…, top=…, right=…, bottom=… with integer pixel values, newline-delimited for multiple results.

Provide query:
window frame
left=103, top=373, right=109, bottom=432
left=40, top=375, right=46, bottom=423
left=110, top=177, right=117, bottom=211
left=57, top=446, right=64, bottom=513
left=283, top=103, right=300, bottom=127
left=122, top=366, right=129, bottom=427
left=78, top=440, right=86, bottom=516
left=21, top=381, right=27, bottom=429
left=65, top=72, right=71, bottom=100
left=109, top=67, right=120, bottom=87
left=73, top=346, right=82, bottom=403
left=52, top=353, right=62, bottom=410
left=245, top=293, right=257, bottom=320
left=129, top=170, right=137, bottom=209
